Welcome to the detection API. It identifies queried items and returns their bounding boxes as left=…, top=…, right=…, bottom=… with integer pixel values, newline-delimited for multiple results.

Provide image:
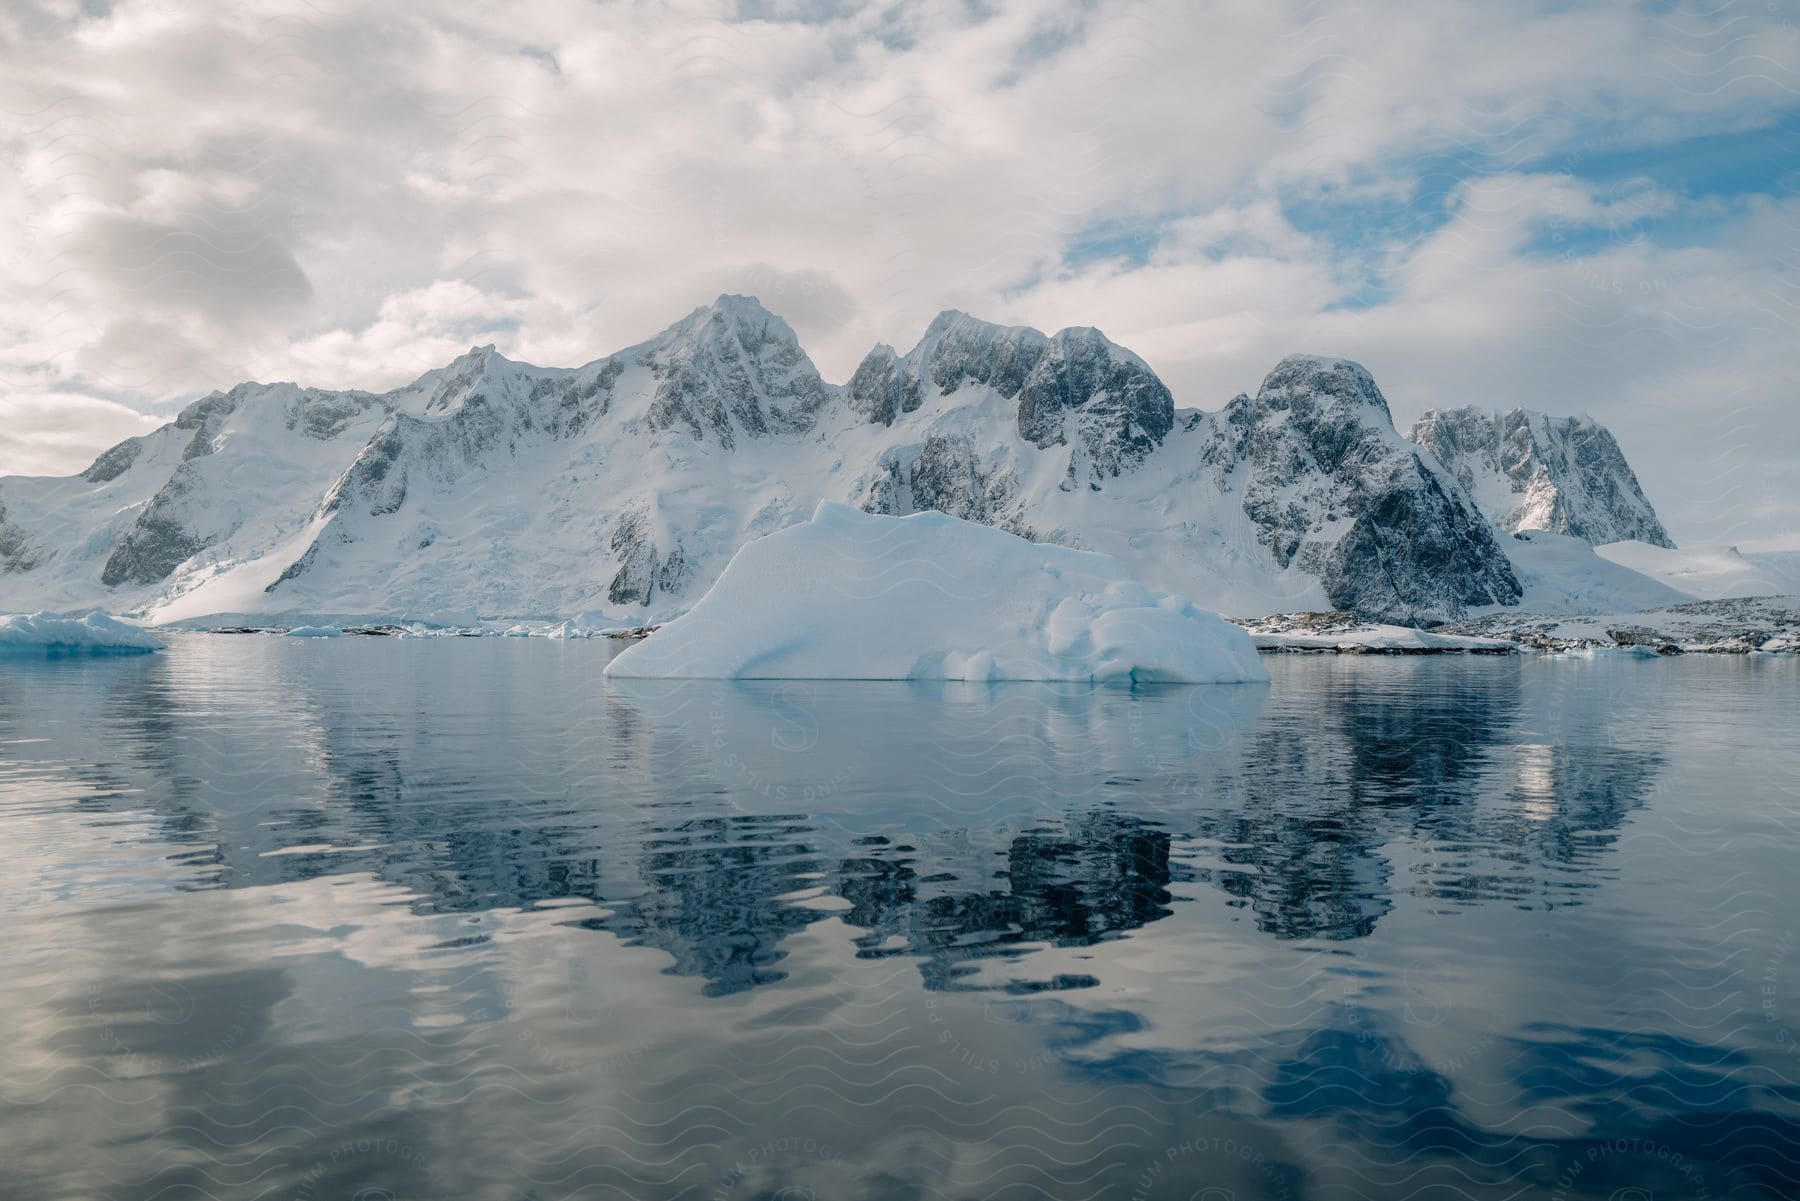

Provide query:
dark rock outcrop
left=1409, top=406, right=1674, bottom=548
left=1199, top=355, right=1522, bottom=624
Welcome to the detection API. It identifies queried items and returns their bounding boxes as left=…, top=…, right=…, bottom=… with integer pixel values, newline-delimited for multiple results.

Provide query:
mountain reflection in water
left=0, top=639, right=1794, bottom=1200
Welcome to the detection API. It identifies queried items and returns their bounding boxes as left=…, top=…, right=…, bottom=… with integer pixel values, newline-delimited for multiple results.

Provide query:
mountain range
left=0, top=294, right=1705, bottom=626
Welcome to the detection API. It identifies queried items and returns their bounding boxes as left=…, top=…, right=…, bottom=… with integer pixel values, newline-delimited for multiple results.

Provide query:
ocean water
left=1, top=637, right=1796, bottom=1200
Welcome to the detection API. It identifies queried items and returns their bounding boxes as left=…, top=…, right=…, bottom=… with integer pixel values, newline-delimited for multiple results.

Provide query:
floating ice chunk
left=605, top=503, right=1267, bottom=683
left=285, top=625, right=342, bottom=637
left=1566, top=643, right=1664, bottom=659
left=0, top=611, right=163, bottom=654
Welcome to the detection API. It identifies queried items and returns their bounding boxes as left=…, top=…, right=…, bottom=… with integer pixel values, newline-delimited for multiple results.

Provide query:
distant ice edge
left=604, top=503, right=1268, bottom=684
left=0, top=611, right=163, bottom=654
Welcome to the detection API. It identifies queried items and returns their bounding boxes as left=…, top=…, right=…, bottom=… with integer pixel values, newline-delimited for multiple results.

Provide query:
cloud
left=0, top=0, right=1795, bottom=535
left=0, top=393, right=161, bottom=477
left=281, top=280, right=528, bottom=391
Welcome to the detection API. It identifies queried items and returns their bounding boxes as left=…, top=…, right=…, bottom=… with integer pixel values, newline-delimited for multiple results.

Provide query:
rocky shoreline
left=1238, top=596, right=1799, bottom=655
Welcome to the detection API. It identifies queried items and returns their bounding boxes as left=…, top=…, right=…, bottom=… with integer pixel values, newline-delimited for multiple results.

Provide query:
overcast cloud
left=1, top=0, right=1795, bottom=543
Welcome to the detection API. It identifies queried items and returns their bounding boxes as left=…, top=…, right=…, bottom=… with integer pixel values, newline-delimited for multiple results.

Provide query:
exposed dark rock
left=1409, top=406, right=1674, bottom=547
left=100, top=464, right=219, bottom=587
left=869, top=312, right=1176, bottom=491
left=292, top=391, right=387, bottom=440
left=607, top=509, right=661, bottom=606
left=920, top=310, right=1048, bottom=398
left=173, top=391, right=243, bottom=460
left=845, top=344, right=922, bottom=425
left=1199, top=355, right=1522, bottom=624
left=860, top=434, right=1035, bottom=539
left=644, top=296, right=831, bottom=448
left=80, top=437, right=144, bottom=483
left=1016, top=328, right=1174, bottom=480
left=0, top=500, right=44, bottom=573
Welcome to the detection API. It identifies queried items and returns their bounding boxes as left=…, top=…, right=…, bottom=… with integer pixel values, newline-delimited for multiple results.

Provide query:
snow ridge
left=0, top=296, right=1681, bottom=627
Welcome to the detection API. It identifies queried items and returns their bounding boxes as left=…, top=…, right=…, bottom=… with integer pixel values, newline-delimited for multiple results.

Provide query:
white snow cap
left=0, top=611, right=163, bottom=653
left=605, top=502, right=1268, bottom=683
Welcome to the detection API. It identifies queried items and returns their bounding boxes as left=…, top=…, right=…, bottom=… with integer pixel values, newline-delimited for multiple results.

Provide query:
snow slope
left=1497, top=530, right=1693, bottom=613
left=1594, top=541, right=1800, bottom=600
left=0, top=384, right=392, bottom=613
left=604, top=503, right=1268, bottom=683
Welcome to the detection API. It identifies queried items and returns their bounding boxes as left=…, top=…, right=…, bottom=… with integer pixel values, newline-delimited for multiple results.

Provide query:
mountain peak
left=659, top=293, right=801, bottom=354
left=637, top=294, right=827, bottom=447
left=1256, top=355, right=1390, bottom=422
left=1408, top=404, right=1674, bottom=548
left=918, top=308, right=1037, bottom=343
left=707, top=292, right=774, bottom=317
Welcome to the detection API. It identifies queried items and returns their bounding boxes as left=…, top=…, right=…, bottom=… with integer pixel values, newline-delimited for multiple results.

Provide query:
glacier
left=604, top=503, right=1268, bottom=683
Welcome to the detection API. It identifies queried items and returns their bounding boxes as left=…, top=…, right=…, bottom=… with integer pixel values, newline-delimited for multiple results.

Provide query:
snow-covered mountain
left=0, top=295, right=1632, bottom=627
left=1407, top=406, right=1674, bottom=548
left=1193, top=356, right=1521, bottom=624
left=0, top=383, right=395, bottom=612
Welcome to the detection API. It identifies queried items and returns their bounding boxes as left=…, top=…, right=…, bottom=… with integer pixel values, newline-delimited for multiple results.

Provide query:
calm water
left=1, top=638, right=1797, bottom=1200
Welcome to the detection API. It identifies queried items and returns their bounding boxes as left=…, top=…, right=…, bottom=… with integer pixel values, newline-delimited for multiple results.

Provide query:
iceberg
left=0, top=611, right=163, bottom=655
left=284, top=624, right=342, bottom=637
left=604, top=502, right=1267, bottom=684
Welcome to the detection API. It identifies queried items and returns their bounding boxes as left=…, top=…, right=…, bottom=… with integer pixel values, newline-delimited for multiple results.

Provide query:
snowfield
left=1492, top=530, right=1693, bottom=614
left=1594, top=541, right=1800, bottom=601
left=0, top=611, right=163, bottom=654
left=604, top=504, right=1268, bottom=683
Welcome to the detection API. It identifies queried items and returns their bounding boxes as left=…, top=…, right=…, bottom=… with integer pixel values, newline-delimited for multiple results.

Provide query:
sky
left=1, top=0, right=1795, bottom=546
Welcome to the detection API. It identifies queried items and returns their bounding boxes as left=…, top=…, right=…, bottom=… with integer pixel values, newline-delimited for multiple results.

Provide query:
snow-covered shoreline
left=1441, top=595, right=1800, bottom=655
left=1231, top=614, right=1519, bottom=655
left=1235, top=597, right=1800, bottom=655
left=66, top=596, right=1796, bottom=659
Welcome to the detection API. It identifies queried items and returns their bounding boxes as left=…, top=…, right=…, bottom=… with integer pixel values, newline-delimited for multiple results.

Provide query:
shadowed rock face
left=0, top=500, right=44, bottom=573
left=1409, top=406, right=1674, bottom=548
left=844, top=344, right=922, bottom=426
left=99, top=392, right=245, bottom=587
left=850, top=313, right=1176, bottom=509
left=860, top=433, right=1036, bottom=540
left=921, top=310, right=1049, bottom=399
left=1201, top=356, right=1522, bottom=624
left=643, top=296, right=832, bottom=449
left=80, top=437, right=145, bottom=484
left=99, top=470, right=213, bottom=587
left=605, top=508, right=687, bottom=607
left=1016, top=328, right=1175, bottom=483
